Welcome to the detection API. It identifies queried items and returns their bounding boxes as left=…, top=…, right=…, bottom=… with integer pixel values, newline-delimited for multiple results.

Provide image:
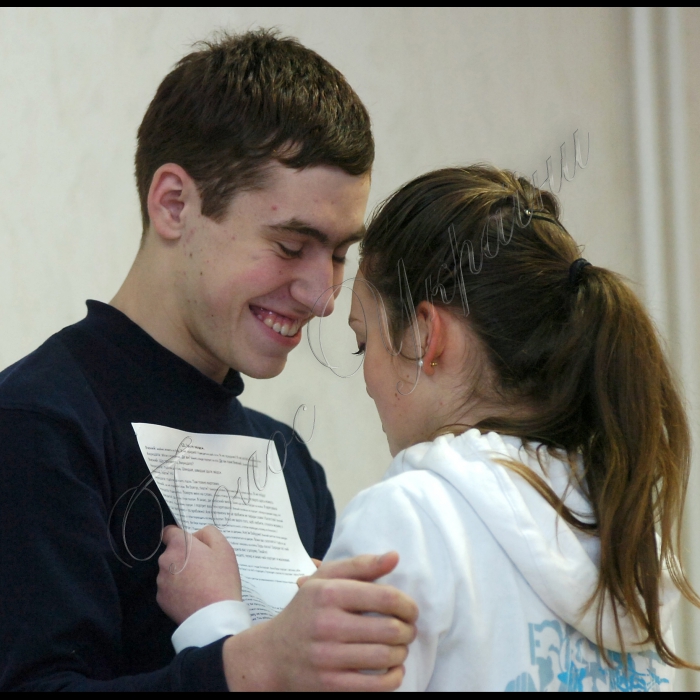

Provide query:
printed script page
left=132, top=422, right=317, bottom=622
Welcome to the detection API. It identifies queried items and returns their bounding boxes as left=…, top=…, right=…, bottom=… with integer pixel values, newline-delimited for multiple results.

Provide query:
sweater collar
left=82, top=300, right=245, bottom=401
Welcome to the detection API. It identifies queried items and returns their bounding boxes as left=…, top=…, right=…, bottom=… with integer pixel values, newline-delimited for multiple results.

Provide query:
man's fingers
left=193, top=524, right=232, bottom=551
left=161, top=524, right=185, bottom=546
left=312, top=641, right=409, bottom=671
left=321, top=666, right=406, bottom=693
left=159, top=527, right=199, bottom=575
left=312, top=608, right=416, bottom=646
left=307, top=578, right=418, bottom=624
left=312, top=552, right=400, bottom=583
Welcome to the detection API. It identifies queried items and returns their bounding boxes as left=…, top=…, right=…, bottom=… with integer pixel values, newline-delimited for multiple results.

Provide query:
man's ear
left=415, top=301, right=446, bottom=376
left=146, top=163, right=198, bottom=242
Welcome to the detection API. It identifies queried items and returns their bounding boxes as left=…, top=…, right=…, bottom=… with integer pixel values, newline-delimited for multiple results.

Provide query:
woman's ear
left=416, top=301, right=446, bottom=376
left=146, top=163, right=197, bottom=242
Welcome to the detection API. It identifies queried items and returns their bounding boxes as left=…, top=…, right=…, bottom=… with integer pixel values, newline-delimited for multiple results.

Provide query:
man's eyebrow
left=269, top=218, right=366, bottom=246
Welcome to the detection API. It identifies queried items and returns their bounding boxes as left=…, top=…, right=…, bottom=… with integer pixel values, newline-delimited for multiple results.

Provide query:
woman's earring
left=418, top=359, right=424, bottom=368
left=430, top=361, right=438, bottom=367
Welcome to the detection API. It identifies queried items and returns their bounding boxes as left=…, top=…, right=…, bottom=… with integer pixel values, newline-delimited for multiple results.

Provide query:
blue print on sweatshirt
left=505, top=620, right=670, bottom=692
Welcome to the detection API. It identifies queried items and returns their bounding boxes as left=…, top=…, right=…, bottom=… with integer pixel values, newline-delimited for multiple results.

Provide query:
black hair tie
left=569, top=258, right=591, bottom=288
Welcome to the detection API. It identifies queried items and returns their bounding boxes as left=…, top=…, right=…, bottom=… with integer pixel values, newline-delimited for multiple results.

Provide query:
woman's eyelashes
left=352, top=342, right=366, bottom=356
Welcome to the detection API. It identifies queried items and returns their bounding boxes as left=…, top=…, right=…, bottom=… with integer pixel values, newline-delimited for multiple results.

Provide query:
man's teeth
left=259, top=313, right=301, bottom=337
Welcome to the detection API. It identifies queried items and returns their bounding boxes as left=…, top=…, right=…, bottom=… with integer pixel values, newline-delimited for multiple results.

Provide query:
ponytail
left=560, top=266, right=694, bottom=666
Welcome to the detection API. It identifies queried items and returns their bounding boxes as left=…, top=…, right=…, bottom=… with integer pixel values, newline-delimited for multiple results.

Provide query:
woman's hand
left=156, top=524, right=242, bottom=625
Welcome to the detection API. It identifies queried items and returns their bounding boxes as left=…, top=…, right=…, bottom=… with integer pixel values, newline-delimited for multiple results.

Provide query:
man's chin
left=238, top=356, right=288, bottom=380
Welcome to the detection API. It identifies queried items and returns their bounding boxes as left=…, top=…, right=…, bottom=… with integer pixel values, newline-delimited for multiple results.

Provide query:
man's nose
left=290, top=256, right=337, bottom=317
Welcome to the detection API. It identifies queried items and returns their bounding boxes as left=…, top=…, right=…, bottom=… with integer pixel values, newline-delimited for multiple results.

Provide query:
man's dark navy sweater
left=0, top=301, right=335, bottom=691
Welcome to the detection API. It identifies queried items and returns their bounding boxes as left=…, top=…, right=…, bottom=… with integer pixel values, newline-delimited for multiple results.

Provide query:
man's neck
left=110, top=245, right=229, bottom=383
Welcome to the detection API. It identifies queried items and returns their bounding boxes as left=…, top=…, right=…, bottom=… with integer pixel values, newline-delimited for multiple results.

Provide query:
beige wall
left=1, top=6, right=698, bottom=685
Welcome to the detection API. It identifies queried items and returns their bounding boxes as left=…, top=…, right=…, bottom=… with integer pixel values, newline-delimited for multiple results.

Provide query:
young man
left=0, top=30, right=416, bottom=691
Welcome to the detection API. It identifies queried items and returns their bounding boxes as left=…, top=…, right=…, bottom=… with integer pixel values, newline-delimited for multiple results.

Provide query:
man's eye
left=278, top=244, right=302, bottom=259
left=351, top=342, right=366, bottom=356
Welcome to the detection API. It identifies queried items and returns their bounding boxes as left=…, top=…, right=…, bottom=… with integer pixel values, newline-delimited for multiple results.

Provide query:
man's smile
left=250, top=304, right=307, bottom=341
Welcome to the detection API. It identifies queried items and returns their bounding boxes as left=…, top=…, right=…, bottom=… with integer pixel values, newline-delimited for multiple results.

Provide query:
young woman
left=159, top=165, right=697, bottom=691
left=327, top=164, right=698, bottom=691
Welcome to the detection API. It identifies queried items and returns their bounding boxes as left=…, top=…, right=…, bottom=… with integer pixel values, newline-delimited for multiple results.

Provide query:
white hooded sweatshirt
left=325, top=429, right=679, bottom=692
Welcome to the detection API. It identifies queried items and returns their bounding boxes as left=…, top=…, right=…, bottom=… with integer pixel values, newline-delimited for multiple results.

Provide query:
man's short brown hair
left=135, top=28, right=374, bottom=232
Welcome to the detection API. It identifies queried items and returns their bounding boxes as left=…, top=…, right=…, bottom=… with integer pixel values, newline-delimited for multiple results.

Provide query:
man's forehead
left=261, top=163, right=369, bottom=223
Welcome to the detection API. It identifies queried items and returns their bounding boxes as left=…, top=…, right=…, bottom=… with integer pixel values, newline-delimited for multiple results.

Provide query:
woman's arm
left=323, top=476, right=456, bottom=692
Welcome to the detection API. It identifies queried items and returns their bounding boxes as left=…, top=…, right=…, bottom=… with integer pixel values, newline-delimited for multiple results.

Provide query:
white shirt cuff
left=171, top=600, right=252, bottom=654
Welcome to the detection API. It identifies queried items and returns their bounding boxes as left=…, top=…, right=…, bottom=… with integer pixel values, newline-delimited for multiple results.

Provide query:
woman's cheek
left=363, top=352, right=391, bottom=411
left=363, top=359, right=374, bottom=400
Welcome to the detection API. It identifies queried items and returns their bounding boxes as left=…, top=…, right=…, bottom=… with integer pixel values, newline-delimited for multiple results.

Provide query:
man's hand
left=222, top=552, right=418, bottom=692
left=157, top=524, right=242, bottom=624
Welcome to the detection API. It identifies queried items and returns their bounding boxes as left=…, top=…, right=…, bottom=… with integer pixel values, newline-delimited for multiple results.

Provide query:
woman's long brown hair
left=360, top=165, right=699, bottom=667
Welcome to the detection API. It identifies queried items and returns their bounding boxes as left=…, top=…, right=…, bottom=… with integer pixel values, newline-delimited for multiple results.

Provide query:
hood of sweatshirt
left=388, top=429, right=679, bottom=653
